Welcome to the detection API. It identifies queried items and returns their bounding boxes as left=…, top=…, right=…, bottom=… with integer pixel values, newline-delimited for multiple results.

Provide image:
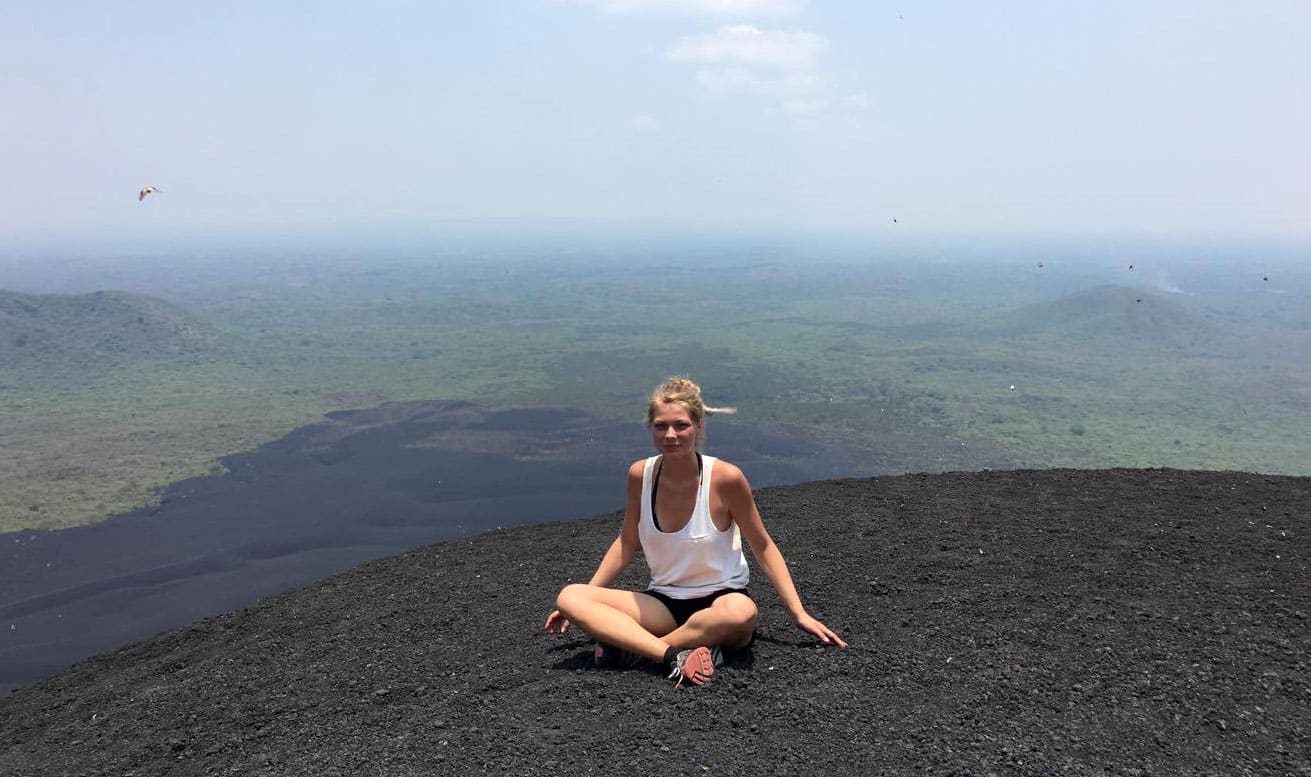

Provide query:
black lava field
left=2, top=466, right=1308, bottom=776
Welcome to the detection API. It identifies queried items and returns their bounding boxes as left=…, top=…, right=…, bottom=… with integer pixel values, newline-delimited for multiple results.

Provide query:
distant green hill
left=980, top=285, right=1229, bottom=349
left=0, top=290, right=214, bottom=372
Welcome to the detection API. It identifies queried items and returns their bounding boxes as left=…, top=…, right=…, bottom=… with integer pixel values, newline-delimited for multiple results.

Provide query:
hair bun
left=646, top=375, right=739, bottom=429
left=666, top=377, right=701, bottom=396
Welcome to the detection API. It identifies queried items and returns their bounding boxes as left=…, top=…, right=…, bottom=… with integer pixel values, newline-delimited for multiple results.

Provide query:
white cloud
left=666, top=25, right=856, bottom=121
left=666, top=25, right=828, bottom=70
left=563, top=7, right=864, bottom=125
left=572, top=0, right=802, bottom=15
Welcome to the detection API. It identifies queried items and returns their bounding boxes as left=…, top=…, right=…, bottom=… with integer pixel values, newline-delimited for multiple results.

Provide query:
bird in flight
left=138, top=186, right=160, bottom=202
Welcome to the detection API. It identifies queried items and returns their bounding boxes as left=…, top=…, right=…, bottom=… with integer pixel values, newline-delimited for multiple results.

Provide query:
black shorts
left=644, top=588, right=753, bottom=627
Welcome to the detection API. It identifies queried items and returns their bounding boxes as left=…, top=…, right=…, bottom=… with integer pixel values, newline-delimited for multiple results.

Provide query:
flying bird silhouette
left=138, top=186, right=160, bottom=202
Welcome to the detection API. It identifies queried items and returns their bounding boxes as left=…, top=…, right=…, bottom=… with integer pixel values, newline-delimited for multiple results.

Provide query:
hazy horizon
left=5, top=225, right=1309, bottom=259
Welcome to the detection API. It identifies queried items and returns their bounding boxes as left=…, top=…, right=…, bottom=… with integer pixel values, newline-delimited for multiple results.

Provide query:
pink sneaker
left=667, top=647, right=715, bottom=688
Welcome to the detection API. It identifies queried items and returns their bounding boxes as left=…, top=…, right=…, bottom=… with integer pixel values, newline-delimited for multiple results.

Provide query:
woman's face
left=650, top=402, right=699, bottom=456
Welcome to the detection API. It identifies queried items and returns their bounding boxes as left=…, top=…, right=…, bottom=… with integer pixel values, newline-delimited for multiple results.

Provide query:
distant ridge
left=0, top=290, right=213, bottom=371
left=983, top=284, right=1224, bottom=347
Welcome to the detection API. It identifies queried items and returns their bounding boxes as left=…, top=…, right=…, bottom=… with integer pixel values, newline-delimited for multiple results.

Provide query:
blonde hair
left=645, top=376, right=736, bottom=446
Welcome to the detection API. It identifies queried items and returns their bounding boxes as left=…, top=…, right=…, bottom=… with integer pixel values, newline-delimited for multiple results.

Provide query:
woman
left=545, top=376, right=846, bottom=688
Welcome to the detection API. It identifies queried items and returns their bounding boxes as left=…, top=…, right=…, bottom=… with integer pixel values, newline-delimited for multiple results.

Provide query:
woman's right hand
left=544, top=609, right=572, bottom=634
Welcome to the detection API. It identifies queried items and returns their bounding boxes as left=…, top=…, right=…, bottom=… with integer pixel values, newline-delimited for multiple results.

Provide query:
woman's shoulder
left=627, top=457, right=652, bottom=479
left=707, top=456, right=747, bottom=485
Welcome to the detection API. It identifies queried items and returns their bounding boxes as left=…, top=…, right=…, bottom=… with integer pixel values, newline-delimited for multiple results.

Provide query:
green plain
left=3, top=244, right=1309, bottom=532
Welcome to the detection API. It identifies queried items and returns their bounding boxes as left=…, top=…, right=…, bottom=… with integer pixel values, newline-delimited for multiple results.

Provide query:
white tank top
left=639, top=454, right=749, bottom=598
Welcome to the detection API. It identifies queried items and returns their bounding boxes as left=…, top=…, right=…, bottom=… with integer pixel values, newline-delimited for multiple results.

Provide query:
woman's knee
left=716, top=593, right=758, bottom=631
left=553, top=584, right=584, bottom=615
left=690, top=593, right=756, bottom=635
left=555, top=583, right=593, bottom=615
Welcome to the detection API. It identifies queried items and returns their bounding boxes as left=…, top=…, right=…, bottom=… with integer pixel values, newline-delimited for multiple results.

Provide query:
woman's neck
left=659, top=450, right=701, bottom=480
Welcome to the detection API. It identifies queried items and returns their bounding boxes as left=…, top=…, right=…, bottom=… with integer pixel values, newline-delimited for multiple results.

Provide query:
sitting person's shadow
left=548, top=637, right=758, bottom=674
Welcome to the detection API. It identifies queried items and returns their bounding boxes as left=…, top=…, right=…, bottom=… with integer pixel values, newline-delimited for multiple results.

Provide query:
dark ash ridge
left=2, top=468, right=1308, bottom=776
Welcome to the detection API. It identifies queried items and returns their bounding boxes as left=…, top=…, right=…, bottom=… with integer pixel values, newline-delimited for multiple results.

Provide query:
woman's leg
left=555, top=584, right=679, bottom=661
left=662, top=592, right=758, bottom=651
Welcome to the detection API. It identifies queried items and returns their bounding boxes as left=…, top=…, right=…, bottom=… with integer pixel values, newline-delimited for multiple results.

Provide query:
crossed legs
left=554, top=584, right=757, bottom=662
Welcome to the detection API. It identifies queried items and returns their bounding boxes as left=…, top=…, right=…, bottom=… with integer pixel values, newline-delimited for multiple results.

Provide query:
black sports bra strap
left=651, top=460, right=662, bottom=531
left=650, top=453, right=702, bottom=533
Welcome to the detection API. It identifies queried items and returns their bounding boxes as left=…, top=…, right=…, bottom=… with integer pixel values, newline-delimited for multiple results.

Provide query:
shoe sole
left=675, top=646, right=715, bottom=688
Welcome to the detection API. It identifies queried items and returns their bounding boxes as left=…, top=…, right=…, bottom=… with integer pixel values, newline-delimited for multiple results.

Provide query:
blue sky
left=3, top=0, right=1308, bottom=243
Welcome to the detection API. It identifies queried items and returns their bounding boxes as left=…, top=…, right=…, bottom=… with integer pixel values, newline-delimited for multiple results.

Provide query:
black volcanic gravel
left=1, top=468, right=1308, bottom=776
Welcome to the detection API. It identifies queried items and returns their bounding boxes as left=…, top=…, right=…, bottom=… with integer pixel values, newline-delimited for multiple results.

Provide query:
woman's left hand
left=793, top=611, right=848, bottom=648
left=544, top=608, right=572, bottom=634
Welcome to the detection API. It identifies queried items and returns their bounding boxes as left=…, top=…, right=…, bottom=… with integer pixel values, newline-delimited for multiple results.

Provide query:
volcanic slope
left=0, top=289, right=213, bottom=374
left=980, top=285, right=1229, bottom=350
left=1, top=468, right=1308, bottom=776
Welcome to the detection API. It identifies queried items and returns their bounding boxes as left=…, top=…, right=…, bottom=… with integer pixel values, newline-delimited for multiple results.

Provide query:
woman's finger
left=820, top=623, right=848, bottom=648
left=804, top=618, right=847, bottom=648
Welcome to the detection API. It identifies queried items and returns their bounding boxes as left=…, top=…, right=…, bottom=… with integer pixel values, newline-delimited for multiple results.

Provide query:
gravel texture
left=1, top=468, right=1308, bottom=776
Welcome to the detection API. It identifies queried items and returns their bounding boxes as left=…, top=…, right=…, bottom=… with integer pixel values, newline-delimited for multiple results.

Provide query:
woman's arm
left=585, top=460, right=644, bottom=587
left=723, top=463, right=848, bottom=648
left=545, top=461, right=644, bottom=633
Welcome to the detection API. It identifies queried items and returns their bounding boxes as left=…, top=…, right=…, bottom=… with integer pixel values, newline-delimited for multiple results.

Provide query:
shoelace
left=667, top=661, right=688, bottom=688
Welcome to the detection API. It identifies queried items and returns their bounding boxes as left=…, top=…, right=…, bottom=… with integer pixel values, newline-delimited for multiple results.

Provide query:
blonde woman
left=545, top=377, right=846, bottom=688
